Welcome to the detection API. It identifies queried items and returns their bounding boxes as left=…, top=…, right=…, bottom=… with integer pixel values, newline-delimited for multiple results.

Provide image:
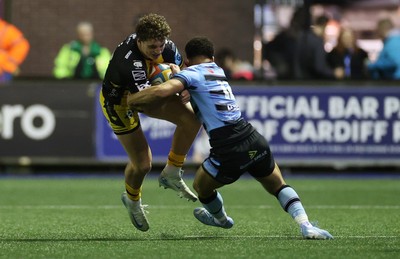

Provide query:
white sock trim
left=294, top=214, right=309, bottom=225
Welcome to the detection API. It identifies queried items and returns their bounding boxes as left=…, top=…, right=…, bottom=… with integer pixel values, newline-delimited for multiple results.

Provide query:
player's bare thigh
left=144, top=95, right=199, bottom=126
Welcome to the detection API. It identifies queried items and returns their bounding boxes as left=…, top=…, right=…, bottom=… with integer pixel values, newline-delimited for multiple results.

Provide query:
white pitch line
left=0, top=205, right=399, bottom=210
left=335, top=236, right=400, bottom=238
left=183, top=235, right=399, bottom=239
left=305, top=205, right=400, bottom=210
left=0, top=205, right=121, bottom=210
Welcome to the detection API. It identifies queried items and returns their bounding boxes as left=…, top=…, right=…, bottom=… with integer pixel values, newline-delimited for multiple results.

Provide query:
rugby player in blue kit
left=100, top=13, right=200, bottom=232
left=127, top=37, right=333, bottom=239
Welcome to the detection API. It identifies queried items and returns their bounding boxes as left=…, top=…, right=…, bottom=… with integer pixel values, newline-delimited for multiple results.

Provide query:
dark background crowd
left=1, top=0, right=400, bottom=83
left=261, top=4, right=400, bottom=81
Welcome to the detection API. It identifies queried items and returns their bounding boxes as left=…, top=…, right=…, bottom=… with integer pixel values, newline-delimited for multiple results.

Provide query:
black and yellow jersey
left=102, top=33, right=183, bottom=105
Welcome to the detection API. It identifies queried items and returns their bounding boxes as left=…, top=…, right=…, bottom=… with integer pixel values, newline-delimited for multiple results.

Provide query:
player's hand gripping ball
left=148, top=63, right=172, bottom=85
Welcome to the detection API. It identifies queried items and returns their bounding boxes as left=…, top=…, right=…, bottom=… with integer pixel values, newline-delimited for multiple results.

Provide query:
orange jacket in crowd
left=0, top=18, right=30, bottom=77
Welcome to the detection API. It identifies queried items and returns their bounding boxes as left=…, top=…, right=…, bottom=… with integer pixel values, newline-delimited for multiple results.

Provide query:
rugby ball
left=148, top=63, right=172, bottom=85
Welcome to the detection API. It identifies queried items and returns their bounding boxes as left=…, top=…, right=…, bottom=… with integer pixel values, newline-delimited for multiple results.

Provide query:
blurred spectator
left=368, top=18, right=400, bottom=80
left=262, top=7, right=336, bottom=80
left=215, top=47, right=254, bottom=81
left=215, top=48, right=235, bottom=79
left=0, top=18, right=30, bottom=83
left=312, top=15, right=329, bottom=39
left=232, top=60, right=254, bottom=81
left=327, top=28, right=369, bottom=80
left=53, top=22, right=111, bottom=80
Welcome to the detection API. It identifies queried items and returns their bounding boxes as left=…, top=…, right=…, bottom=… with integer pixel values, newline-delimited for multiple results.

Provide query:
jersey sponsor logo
left=215, top=103, right=239, bottom=111
left=132, top=70, right=146, bottom=81
left=227, top=104, right=239, bottom=111
left=133, top=60, right=143, bottom=68
left=125, top=50, right=132, bottom=59
left=136, top=82, right=151, bottom=92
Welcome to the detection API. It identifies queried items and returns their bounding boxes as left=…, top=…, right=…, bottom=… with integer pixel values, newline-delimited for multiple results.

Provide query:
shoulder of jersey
left=112, top=34, right=138, bottom=59
left=126, top=33, right=137, bottom=44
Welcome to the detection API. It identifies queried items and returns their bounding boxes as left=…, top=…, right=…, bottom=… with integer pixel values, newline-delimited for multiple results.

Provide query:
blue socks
left=199, top=186, right=309, bottom=226
left=276, top=185, right=309, bottom=225
left=199, top=191, right=227, bottom=222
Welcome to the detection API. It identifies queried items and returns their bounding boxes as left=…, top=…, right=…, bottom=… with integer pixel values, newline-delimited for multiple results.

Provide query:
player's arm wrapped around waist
left=127, top=78, right=185, bottom=112
left=126, top=84, right=159, bottom=112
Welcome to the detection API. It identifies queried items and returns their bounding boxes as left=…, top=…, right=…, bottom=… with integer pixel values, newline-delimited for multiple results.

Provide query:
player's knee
left=137, top=161, right=152, bottom=175
left=126, top=161, right=152, bottom=176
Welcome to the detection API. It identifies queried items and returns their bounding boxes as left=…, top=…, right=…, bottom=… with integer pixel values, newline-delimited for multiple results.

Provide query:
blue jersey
left=175, top=63, right=273, bottom=181
left=173, top=62, right=241, bottom=135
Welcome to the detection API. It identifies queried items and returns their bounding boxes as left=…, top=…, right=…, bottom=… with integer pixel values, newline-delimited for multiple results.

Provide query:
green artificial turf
left=0, top=175, right=399, bottom=258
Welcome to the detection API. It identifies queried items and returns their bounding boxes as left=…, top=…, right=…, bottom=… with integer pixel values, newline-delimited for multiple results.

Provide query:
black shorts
left=99, top=89, right=140, bottom=135
left=202, top=129, right=275, bottom=185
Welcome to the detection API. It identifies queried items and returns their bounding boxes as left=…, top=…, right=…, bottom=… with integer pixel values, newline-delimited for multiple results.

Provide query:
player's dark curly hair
left=185, top=37, right=214, bottom=59
left=136, top=13, right=171, bottom=41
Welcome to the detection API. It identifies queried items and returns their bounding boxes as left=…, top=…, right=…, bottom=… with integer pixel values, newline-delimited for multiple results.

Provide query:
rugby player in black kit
left=99, top=13, right=200, bottom=232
